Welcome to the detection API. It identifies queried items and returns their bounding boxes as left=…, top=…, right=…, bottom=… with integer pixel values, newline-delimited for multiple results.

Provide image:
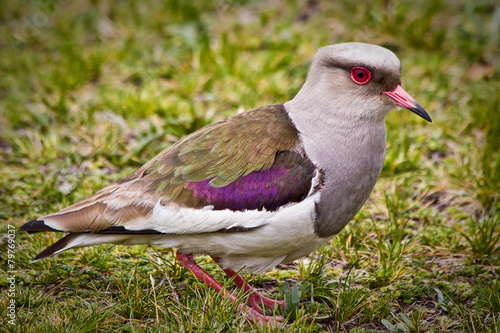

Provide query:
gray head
left=289, top=42, right=431, bottom=123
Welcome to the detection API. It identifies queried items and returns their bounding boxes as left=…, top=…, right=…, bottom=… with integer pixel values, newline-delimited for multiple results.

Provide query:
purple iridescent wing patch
left=185, top=151, right=317, bottom=211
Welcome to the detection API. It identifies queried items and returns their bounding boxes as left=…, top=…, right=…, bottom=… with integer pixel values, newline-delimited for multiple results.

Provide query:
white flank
left=122, top=200, right=271, bottom=234
left=145, top=192, right=329, bottom=272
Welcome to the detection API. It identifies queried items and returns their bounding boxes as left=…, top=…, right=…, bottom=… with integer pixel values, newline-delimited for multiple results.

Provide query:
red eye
left=350, top=67, right=371, bottom=85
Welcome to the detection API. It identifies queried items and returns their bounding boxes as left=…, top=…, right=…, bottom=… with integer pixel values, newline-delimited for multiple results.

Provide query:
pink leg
left=211, top=257, right=285, bottom=311
left=223, top=268, right=285, bottom=311
left=175, top=251, right=280, bottom=324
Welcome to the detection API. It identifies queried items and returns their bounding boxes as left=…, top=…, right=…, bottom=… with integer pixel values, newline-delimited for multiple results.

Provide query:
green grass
left=1, top=0, right=500, bottom=331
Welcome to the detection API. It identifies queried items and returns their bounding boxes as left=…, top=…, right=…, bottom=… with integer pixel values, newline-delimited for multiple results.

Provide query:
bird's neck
left=284, top=96, right=388, bottom=157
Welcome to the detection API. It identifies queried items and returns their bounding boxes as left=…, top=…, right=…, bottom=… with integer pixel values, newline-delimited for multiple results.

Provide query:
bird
left=20, top=42, right=431, bottom=324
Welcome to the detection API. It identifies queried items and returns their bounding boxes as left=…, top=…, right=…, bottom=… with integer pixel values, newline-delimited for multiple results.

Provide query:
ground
left=0, top=0, right=499, bottom=332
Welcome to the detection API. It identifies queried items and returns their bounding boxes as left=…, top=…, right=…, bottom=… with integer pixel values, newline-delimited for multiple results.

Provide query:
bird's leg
left=175, top=251, right=280, bottom=324
left=223, top=268, right=286, bottom=311
left=176, top=252, right=237, bottom=300
left=211, top=257, right=285, bottom=312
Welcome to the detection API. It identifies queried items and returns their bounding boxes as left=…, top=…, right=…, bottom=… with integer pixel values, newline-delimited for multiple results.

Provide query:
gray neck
left=284, top=95, right=387, bottom=238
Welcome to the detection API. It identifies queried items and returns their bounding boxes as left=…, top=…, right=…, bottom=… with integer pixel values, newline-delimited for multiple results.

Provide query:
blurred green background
left=1, top=0, right=499, bottom=332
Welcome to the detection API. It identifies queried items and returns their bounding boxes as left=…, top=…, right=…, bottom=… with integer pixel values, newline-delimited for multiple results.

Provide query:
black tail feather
left=97, top=226, right=162, bottom=234
left=30, top=233, right=81, bottom=262
left=19, top=220, right=62, bottom=234
left=21, top=222, right=164, bottom=262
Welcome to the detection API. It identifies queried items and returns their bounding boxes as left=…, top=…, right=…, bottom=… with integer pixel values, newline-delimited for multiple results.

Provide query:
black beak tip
left=409, top=105, right=432, bottom=123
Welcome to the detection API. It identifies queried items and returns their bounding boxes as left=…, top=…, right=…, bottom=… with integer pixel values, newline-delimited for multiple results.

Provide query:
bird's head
left=295, top=42, right=431, bottom=123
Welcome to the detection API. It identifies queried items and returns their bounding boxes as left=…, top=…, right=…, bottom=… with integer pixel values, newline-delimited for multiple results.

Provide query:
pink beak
left=383, top=85, right=432, bottom=122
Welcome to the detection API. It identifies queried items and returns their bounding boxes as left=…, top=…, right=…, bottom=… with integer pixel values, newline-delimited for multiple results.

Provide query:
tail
left=19, top=220, right=85, bottom=262
left=18, top=196, right=113, bottom=262
left=19, top=180, right=159, bottom=262
left=19, top=220, right=162, bottom=262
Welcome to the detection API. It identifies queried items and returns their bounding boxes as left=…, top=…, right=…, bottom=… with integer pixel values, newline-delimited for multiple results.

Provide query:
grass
left=1, top=0, right=499, bottom=331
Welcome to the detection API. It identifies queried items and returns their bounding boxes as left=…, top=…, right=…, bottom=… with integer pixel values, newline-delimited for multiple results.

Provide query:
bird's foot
left=247, top=292, right=285, bottom=312
left=217, top=264, right=285, bottom=313
left=238, top=303, right=283, bottom=325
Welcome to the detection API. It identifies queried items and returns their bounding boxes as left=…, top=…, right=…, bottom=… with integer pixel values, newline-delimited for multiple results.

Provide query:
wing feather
left=23, top=104, right=320, bottom=237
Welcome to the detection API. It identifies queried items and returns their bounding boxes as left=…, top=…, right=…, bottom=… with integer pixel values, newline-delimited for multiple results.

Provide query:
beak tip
left=410, top=105, right=432, bottom=123
left=409, top=103, right=432, bottom=123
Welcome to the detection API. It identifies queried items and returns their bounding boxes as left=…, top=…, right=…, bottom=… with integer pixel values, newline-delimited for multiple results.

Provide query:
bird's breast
left=302, top=123, right=387, bottom=237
